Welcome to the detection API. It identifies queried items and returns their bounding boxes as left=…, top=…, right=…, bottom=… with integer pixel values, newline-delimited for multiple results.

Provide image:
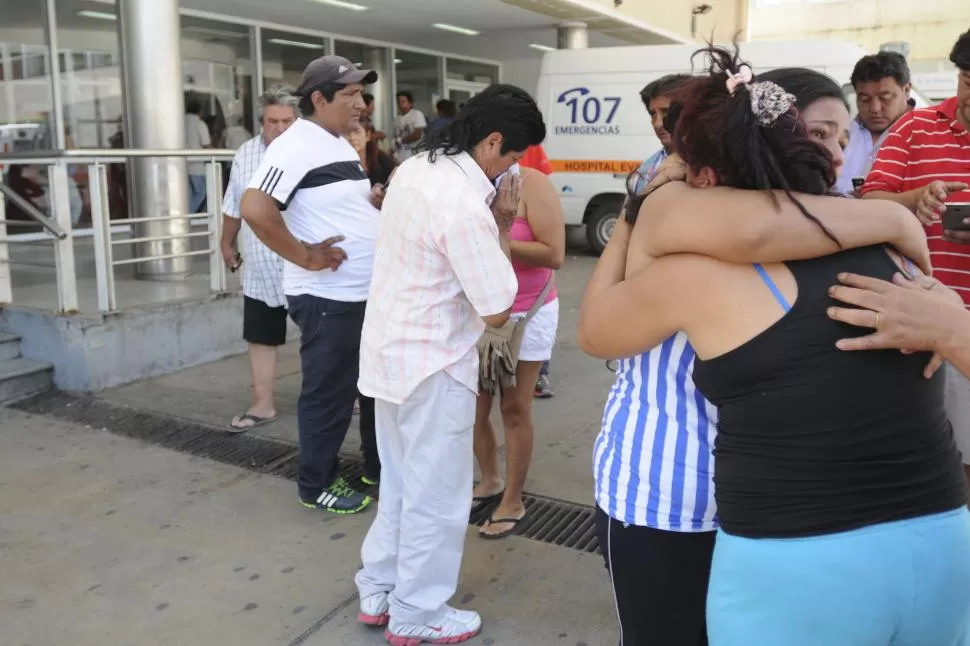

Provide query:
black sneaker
left=301, top=476, right=372, bottom=514
left=533, top=374, right=554, bottom=399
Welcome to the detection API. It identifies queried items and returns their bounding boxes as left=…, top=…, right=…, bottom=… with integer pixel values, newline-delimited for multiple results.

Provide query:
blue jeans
left=708, top=508, right=970, bottom=646
left=540, top=360, right=549, bottom=377
left=287, top=294, right=379, bottom=499
left=188, top=174, right=206, bottom=213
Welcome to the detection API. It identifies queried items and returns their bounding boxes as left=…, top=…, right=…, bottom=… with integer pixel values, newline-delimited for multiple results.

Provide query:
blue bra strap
left=753, top=263, right=792, bottom=313
left=902, top=256, right=916, bottom=276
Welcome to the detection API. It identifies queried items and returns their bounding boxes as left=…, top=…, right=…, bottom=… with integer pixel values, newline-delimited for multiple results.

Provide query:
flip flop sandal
left=470, top=489, right=504, bottom=514
left=479, top=511, right=527, bottom=540
left=228, top=413, right=277, bottom=433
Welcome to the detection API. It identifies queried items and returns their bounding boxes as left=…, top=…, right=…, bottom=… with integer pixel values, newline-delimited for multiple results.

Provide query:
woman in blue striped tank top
left=583, top=45, right=969, bottom=646
left=588, top=62, right=937, bottom=646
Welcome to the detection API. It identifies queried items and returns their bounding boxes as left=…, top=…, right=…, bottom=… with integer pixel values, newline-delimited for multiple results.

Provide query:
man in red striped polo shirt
left=860, top=28, right=970, bottom=490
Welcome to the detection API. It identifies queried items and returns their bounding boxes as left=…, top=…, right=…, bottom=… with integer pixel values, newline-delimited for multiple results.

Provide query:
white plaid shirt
left=358, top=152, right=518, bottom=404
left=223, top=135, right=286, bottom=308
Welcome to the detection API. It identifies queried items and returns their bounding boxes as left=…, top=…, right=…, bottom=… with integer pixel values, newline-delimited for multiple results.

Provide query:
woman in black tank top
left=578, top=45, right=970, bottom=646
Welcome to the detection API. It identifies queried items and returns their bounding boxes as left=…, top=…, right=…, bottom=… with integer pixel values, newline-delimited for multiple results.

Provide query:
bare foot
left=473, top=479, right=504, bottom=500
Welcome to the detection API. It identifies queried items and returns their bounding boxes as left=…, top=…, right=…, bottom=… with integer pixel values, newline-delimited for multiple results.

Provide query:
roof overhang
left=502, top=0, right=693, bottom=45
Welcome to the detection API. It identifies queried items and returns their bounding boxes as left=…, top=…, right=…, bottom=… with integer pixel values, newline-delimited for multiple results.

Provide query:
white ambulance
left=535, top=41, right=927, bottom=254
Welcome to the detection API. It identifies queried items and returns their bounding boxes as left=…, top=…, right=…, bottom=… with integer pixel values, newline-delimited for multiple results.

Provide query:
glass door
left=445, top=80, right=489, bottom=107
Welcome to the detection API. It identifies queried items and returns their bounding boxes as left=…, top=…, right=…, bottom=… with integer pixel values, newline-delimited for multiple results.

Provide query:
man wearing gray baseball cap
left=296, top=55, right=378, bottom=96
left=241, top=55, right=382, bottom=515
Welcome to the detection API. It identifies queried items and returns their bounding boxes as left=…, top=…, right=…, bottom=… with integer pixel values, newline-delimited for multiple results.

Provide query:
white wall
left=577, top=0, right=746, bottom=42
left=501, top=55, right=543, bottom=99
left=749, top=0, right=970, bottom=62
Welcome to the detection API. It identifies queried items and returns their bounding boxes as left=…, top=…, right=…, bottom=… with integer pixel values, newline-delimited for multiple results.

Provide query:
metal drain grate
left=11, top=391, right=599, bottom=554
left=13, top=391, right=299, bottom=474
left=471, top=496, right=600, bottom=553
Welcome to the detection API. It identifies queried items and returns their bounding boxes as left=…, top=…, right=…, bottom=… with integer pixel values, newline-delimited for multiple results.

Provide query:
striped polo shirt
left=860, top=97, right=970, bottom=306
left=593, top=332, right=719, bottom=532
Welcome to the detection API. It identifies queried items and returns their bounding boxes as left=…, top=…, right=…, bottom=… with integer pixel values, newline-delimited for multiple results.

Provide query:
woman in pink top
left=473, top=165, right=566, bottom=539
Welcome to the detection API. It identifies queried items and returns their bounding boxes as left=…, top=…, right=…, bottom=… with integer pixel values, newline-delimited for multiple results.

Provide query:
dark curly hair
left=417, top=84, right=546, bottom=163
left=951, top=28, right=970, bottom=71
left=625, top=44, right=839, bottom=247
left=850, top=52, right=911, bottom=89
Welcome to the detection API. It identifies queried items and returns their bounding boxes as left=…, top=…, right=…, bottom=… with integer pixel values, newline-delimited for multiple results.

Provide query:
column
left=117, top=0, right=190, bottom=280
left=366, top=47, right=391, bottom=135
left=557, top=22, right=589, bottom=50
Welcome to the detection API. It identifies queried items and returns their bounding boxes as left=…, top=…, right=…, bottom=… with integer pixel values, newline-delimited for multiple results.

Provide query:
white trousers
left=355, top=370, right=476, bottom=625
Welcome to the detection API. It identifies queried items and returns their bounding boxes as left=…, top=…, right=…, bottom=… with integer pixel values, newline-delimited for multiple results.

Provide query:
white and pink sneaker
left=384, top=606, right=482, bottom=646
left=358, top=592, right=390, bottom=626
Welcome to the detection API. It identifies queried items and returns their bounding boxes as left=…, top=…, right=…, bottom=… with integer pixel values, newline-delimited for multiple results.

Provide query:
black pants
left=287, top=294, right=379, bottom=501
left=595, top=506, right=715, bottom=646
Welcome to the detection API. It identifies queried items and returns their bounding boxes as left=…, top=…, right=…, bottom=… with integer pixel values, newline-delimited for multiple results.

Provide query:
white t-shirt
left=184, top=113, right=211, bottom=175
left=226, top=125, right=252, bottom=150
left=394, top=109, right=427, bottom=162
left=246, top=118, right=379, bottom=303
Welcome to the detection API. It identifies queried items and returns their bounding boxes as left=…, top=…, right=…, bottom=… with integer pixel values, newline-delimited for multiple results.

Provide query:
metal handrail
left=0, top=183, right=67, bottom=239
left=113, top=230, right=211, bottom=246
left=84, top=159, right=226, bottom=311
left=0, top=154, right=228, bottom=313
left=0, top=148, right=236, bottom=164
left=111, top=248, right=213, bottom=267
left=0, top=259, right=55, bottom=268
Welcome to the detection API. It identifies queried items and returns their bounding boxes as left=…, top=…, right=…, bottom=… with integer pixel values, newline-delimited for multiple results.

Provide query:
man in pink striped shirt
left=860, top=28, right=970, bottom=490
left=354, top=85, right=546, bottom=645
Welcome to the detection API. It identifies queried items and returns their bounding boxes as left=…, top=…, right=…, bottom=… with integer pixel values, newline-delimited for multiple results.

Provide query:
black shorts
left=243, top=296, right=287, bottom=346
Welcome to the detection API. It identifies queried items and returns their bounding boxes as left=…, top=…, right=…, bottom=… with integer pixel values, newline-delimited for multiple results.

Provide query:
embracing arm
left=862, top=189, right=919, bottom=212
left=640, top=182, right=930, bottom=273
left=577, top=220, right=696, bottom=359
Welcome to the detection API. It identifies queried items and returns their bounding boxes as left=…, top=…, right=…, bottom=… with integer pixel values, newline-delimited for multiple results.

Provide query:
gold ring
left=874, top=311, right=882, bottom=330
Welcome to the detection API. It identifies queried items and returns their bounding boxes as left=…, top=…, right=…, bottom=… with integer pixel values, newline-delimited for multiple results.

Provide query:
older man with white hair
left=221, top=85, right=299, bottom=431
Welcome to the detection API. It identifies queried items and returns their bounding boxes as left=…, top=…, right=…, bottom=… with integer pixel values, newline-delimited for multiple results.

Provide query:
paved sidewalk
left=97, top=254, right=612, bottom=508
left=0, top=408, right=618, bottom=646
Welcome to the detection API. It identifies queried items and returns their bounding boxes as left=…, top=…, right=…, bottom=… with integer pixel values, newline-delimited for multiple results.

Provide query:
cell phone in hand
left=943, top=203, right=970, bottom=231
left=231, top=252, right=243, bottom=273
left=851, top=177, right=865, bottom=190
